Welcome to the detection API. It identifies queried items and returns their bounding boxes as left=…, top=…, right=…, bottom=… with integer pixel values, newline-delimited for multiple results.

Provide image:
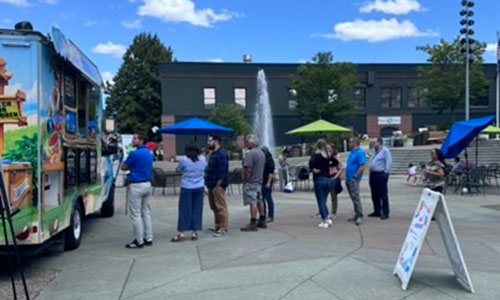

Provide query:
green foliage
left=292, top=52, right=358, bottom=123
left=4, top=133, right=39, bottom=188
left=209, top=103, right=251, bottom=137
left=417, top=38, right=488, bottom=121
left=104, top=33, right=173, bottom=141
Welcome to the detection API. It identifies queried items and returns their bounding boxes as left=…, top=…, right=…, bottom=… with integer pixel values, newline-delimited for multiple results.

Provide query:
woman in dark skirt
left=171, top=142, right=207, bottom=242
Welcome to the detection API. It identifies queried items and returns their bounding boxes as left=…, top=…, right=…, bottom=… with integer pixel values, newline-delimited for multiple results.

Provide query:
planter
left=404, top=138, right=414, bottom=147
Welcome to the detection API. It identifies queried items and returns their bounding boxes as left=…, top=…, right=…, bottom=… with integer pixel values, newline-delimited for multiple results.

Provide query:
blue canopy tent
left=441, top=116, right=495, bottom=164
left=158, top=118, right=234, bottom=141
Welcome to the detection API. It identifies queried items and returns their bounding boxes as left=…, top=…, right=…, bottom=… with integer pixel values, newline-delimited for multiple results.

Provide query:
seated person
left=451, top=157, right=464, bottom=175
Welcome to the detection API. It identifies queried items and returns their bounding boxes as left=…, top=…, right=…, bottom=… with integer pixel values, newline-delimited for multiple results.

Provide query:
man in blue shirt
left=205, top=135, right=229, bottom=237
left=369, top=138, right=393, bottom=220
left=121, top=132, right=154, bottom=248
left=345, top=137, right=366, bottom=226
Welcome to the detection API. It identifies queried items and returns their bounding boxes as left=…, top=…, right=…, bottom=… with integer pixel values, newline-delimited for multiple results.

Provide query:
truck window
left=90, top=150, right=97, bottom=184
left=77, top=78, right=88, bottom=138
left=79, top=149, right=89, bottom=185
left=65, top=148, right=78, bottom=188
left=88, top=85, right=99, bottom=139
left=64, top=72, right=76, bottom=108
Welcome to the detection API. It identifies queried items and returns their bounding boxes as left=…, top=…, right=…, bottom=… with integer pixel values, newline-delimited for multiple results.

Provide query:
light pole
left=460, top=0, right=475, bottom=120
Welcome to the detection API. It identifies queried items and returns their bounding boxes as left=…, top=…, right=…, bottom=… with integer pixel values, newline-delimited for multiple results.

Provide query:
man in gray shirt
left=241, top=134, right=266, bottom=231
left=369, top=138, right=393, bottom=220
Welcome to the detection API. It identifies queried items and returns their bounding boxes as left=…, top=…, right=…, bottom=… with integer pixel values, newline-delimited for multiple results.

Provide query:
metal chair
left=486, top=163, right=499, bottom=187
left=151, top=168, right=167, bottom=195
left=228, top=168, right=244, bottom=195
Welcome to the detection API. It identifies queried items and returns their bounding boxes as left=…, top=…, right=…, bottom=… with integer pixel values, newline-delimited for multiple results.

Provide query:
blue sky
left=1, top=0, right=499, bottom=83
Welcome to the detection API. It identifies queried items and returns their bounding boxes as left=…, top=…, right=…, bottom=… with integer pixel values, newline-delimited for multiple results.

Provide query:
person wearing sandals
left=171, top=142, right=207, bottom=242
left=261, top=146, right=276, bottom=223
left=327, top=143, right=344, bottom=221
left=309, top=139, right=333, bottom=229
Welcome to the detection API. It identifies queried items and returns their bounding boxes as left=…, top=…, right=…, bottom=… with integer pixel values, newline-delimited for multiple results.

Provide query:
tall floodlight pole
left=496, top=31, right=500, bottom=138
left=460, top=1, right=475, bottom=120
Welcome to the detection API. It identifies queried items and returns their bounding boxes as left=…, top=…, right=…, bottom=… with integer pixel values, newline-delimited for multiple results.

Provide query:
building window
left=381, top=87, right=402, bottom=109
left=234, top=87, right=246, bottom=109
left=354, top=88, right=366, bottom=108
left=409, top=87, right=429, bottom=108
left=288, top=88, right=298, bottom=110
left=203, top=87, right=216, bottom=109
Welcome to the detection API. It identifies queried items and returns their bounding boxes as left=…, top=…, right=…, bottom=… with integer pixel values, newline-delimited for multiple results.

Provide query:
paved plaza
left=2, top=176, right=500, bottom=300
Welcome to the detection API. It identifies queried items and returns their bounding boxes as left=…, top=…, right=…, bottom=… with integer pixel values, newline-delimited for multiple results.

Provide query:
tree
left=209, top=103, right=251, bottom=138
left=105, top=33, right=173, bottom=140
left=417, top=38, right=488, bottom=122
left=292, top=52, right=358, bottom=123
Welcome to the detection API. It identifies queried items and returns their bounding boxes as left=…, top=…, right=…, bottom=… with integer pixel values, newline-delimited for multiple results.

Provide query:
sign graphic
left=394, top=189, right=474, bottom=293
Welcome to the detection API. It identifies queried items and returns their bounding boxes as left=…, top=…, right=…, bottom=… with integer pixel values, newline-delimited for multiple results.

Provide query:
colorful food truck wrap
left=1, top=26, right=118, bottom=248
left=0, top=39, right=40, bottom=245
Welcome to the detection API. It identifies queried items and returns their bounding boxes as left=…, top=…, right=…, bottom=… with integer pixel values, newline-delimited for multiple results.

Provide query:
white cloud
left=39, top=0, right=58, bottom=4
left=360, top=0, right=423, bottom=15
left=122, top=19, right=142, bottom=29
left=84, top=19, right=106, bottom=27
left=209, top=58, right=223, bottom=63
left=2, top=18, right=13, bottom=24
left=101, top=72, right=115, bottom=85
left=486, top=43, right=497, bottom=53
left=313, top=18, right=437, bottom=43
left=0, top=0, right=29, bottom=7
left=135, top=0, right=239, bottom=27
left=60, top=12, right=72, bottom=19
left=92, top=42, right=127, bottom=58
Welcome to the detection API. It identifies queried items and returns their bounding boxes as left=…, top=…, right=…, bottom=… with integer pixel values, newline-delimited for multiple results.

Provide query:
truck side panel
left=0, top=36, right=41, bottom=245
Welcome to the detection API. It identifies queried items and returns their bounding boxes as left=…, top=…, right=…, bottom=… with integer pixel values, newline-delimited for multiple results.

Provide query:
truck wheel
left=101, top=183, right=115, bottom=218
left=64, top=202, right=83, bottom=251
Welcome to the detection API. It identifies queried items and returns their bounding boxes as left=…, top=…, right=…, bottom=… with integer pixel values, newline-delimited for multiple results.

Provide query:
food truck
left=0, top=23, right=119, bottom=251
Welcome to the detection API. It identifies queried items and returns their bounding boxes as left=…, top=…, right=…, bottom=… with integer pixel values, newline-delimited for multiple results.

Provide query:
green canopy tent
left=285, top=119, right=351, bottom=136
left=481, top=126, right=500, bottom=134
left=286, top=119, right=352, bottom=152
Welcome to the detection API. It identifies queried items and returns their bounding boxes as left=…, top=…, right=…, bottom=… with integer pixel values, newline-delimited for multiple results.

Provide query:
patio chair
left=486, top=163, right=499, bottom=187
left=296, top=166, right=311, bottom=191
left=151, top=168, right=167, bottom=195
left=228, top=168, right=244, bottom=195
left=461, top=169, right=485, bottom=197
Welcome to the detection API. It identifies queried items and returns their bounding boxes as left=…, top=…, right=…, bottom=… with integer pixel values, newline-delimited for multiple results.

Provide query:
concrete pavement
left=1, top=176, right=500, bottom=300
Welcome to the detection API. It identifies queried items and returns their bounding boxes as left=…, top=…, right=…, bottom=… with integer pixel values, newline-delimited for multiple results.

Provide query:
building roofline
left=161, top=61, right=497, bottom=67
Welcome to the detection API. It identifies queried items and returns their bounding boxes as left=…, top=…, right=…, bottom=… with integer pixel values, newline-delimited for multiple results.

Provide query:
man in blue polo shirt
left=121, top=132, right=154, bottom=248
left=345, top=137, right=366, bottom=226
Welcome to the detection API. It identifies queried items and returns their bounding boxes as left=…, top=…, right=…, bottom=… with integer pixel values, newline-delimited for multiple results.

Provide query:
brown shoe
left=240, top=220, right=258, bottom=232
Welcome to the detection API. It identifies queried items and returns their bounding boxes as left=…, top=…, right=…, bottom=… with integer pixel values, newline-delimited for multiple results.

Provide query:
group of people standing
left=309, top=136, right=393, bottom=229
left=121, top=132, right=275, bottom=248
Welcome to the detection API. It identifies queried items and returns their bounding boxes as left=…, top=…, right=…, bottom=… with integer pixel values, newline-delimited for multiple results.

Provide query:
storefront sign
left=378, top=116, right=401, bottom=125
left=394, top=189, right=474, bottom=293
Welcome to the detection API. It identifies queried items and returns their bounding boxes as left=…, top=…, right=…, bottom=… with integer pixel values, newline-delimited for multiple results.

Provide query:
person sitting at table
left=452, top=157, right=465, bottom=175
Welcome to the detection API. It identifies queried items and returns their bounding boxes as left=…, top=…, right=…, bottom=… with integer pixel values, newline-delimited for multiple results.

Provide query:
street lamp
left=460, top=0, right=475, bottom=120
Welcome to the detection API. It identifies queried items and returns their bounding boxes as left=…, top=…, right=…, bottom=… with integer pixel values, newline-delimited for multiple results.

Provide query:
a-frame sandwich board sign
left=394, top=188, right=474, bottom=293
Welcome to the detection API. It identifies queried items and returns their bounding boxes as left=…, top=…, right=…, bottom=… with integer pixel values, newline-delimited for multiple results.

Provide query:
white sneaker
left=326, top=218, right=333, bottom=226
left=318, top=222, right=329, bottom=229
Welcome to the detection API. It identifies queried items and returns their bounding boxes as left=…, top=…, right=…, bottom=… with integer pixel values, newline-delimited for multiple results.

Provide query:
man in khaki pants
left=205, top=135, right=229, bottom=237
left=121, top=132, right=154, bottom=248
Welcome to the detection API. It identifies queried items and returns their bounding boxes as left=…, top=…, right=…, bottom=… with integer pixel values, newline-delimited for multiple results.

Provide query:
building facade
left=160, top=62, right=497, bottom=157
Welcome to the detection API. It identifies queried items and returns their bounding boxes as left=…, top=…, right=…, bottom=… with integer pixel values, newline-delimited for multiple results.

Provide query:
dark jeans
left=314, top=177, right=331, bottom=220
left=369, top=172, right=390, bottom=216
left=177, top=187, right=204, bottom=232
left=262, top=184, right=274, bottom=219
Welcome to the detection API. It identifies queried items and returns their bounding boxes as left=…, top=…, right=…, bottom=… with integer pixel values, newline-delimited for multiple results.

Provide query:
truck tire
left=101, top=183, right=115, bottom=218
left=64, top=202, right=83, bottom=251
